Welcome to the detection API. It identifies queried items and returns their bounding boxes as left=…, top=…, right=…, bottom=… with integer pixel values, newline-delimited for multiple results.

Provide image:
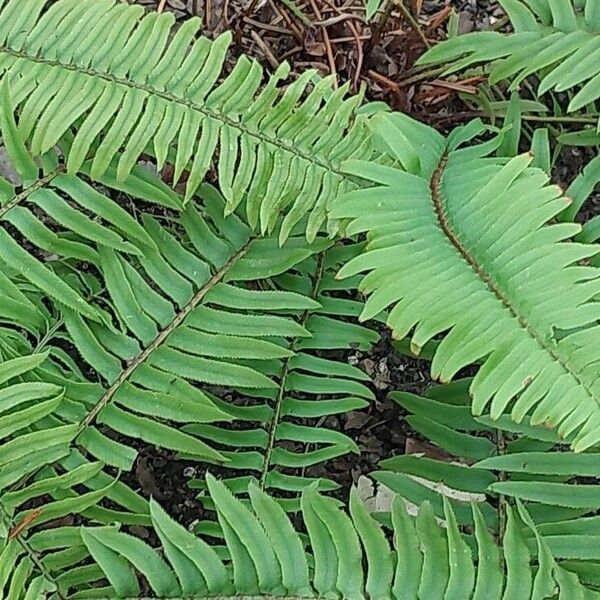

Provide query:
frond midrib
left=8, top=240, right=251, bottom=495
left=258, top=253, right=325, bottom=486
left=78, top=242, right=251, bottom=433
left=1, top=46, right=349, bottom=179
left=0, top=165, right=63, bottom=219
left=0, top=503, right=62, bottom=598
left=431, top=153, right=600, bottom=416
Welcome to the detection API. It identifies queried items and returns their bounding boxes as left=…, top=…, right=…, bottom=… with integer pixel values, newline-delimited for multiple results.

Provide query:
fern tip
left=409, top=340, right=422, bottom=356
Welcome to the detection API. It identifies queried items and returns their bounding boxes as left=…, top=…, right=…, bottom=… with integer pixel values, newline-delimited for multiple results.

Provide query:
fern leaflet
left=335, top=114, right=600, bottom=451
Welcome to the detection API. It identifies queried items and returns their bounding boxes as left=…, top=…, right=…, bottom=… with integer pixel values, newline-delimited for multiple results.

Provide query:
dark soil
left=315, top=328, right=434, bottom=496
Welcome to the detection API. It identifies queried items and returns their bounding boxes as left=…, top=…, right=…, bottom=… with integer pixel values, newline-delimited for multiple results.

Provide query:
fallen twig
left=393, top=0, right=430, bottom=48
left=322, top=0, right=364, bottom=92
left=250, top=29, right=280, bottom=68
left=307, top=0, right=338, bottom=87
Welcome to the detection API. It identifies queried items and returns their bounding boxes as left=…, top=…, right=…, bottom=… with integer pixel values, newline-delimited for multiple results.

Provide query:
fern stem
left=510, top=114, right=597, bottom=124
left=11, top=242, right=251, bottom=496
left=496, top=427, right=507, bottom=541
left=423, top=110, right=598, bottom=126
left=93, top=594, right=327, bottom=600
left=393, top=0, right=430, bottom=49
left=277, top=0, right=312, bottom=26
left=0, top=166, right=63, bottom=220
left=369, top=0, right=394, bottom=47
left=260, top=358, right=291, bottom=488
left=259, top=252, right=326, bottom=488
left=34, top=318, right=64, bottom=353
left=77, top=243, right=251, bottom=434
left=393, top=64, right=448, bottom=88
left=0, top=503, right=65, bottom=599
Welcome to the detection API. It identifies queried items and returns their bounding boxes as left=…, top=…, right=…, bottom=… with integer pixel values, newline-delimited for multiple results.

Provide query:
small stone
left=183, top=466, right=197, bottom=478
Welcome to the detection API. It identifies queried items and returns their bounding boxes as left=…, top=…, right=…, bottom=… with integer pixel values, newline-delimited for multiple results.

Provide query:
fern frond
left=0, top=0, right=371, bottom=242
left=418, top=0, right=600, bottom=113
left=70, top=475, right=598, bottom=599
left=0, top=346, right=136, bottom=599
left=184, top=243, right=378, bottom=512
left=0, top=107, right=331, bottom=464
left=378, top=380, right=600, bottom=570
left=0, top=114, right=373, bottom=595
left=334, top=113, right=600, bottom=451
left=377, top=379, right=600, bottom=510
left=487, top=106, right=600, bottom=242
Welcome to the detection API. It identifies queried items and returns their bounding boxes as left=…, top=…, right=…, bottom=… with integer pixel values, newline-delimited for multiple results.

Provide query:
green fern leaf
left=184, top=243, right=378, bottom=513
left=419, top=0, right=600, bottom=113
left=0, top=0, right=371, bottom=241
left=75, top=479, right=598, bottom=599
left=335, top=112, right=600, bottom=451
left=0, top=102, right=377, bottom=597
left=376, top=378, right=600, bottom=591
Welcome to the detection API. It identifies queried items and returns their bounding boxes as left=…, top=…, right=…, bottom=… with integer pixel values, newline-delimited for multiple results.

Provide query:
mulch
left=130, top=0, right=501, bottom=112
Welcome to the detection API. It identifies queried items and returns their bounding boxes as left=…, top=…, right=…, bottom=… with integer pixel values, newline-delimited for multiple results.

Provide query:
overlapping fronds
left=419, top=0, right=600, bottom=114
left=0, top=101, right=381, bottom=594
left=0, top=345, right=153, bottom=599
left=68, top=474, right=596, bottom=599
left=334, top=113, right=600, bottom=451
left=184, top=243, right=378, bottom=513
left=0, top=129, right=327, bottom=472
left=0, top=0, right=371, bottom=242
left=1, top=1, right=600, bottom=595
left=484, top=94, right=600, bottom=215
left=377, top=379, right=600, bottom=591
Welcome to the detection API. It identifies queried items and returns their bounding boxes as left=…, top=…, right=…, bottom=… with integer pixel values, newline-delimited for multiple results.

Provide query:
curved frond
left=418, top=0, right=600, bottom=113
left=334, top=113, right=600, bottom=451
left=0, top=0, right=371, bottom=242
left=71, top=475, right=597, bottom=599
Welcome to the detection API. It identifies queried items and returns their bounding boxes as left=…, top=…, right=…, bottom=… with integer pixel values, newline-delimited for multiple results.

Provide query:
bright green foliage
left=0, top=127, right=331, bottom=472
left=467, top=92, right=600, bottom=218
left=0, top=0, right=372, bottom=242
left=418, top=0, right=600, bottom=113
left=185, top=243, right=379, bottom=513
left=71, top=475, right=597, bottom=599
left=335, top=113, right=600, bottom=451
left=0, top=95, right=378, bottom=596
left=0, top=0, right=600, bottom=597
left=378, top=379, right=600, bottom=590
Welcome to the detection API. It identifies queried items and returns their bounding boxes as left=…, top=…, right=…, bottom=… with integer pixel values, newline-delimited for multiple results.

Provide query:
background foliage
left=1, top=0, right=600, bottom=598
